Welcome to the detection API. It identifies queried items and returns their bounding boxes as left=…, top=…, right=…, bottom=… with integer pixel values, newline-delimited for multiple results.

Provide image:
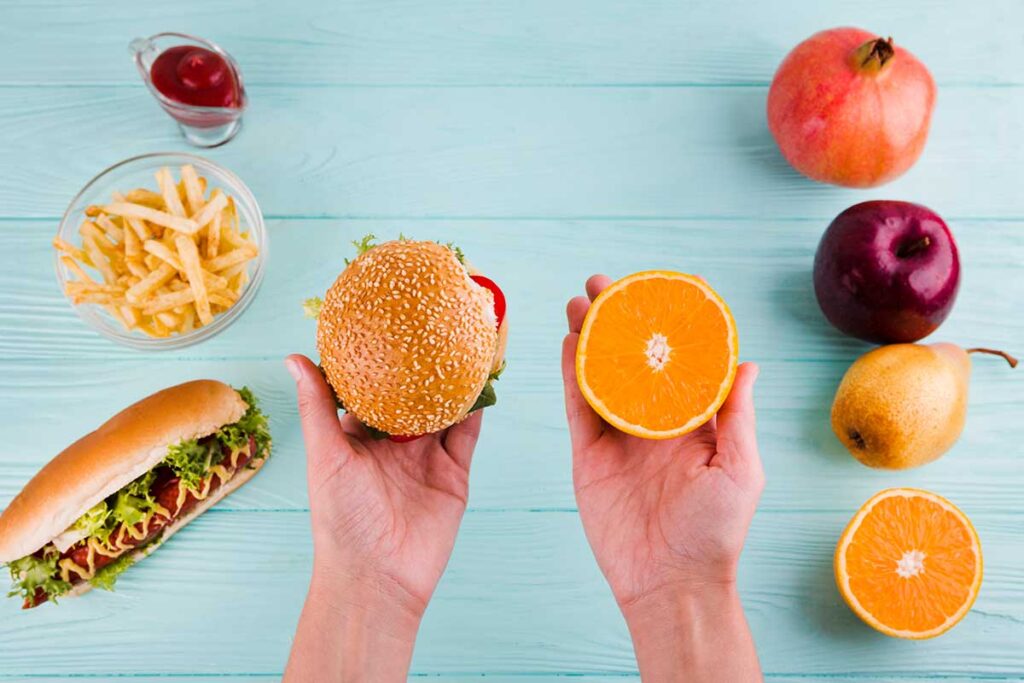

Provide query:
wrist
left=284, top=567, right=424, bottom=683
left=621, top=579, right=740, bottom=629
left=309, top=561, right=427, bottom=634
left=622, top=582, right=748, bottom=682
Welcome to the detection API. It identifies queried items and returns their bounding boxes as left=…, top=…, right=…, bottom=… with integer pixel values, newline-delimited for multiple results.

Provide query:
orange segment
left=575, top=271, right=738, bottom=439
left=835, top=488, right=983, bottom=640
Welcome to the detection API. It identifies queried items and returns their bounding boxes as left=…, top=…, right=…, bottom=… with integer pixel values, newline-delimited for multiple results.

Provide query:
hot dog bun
left=0, top=380, right=246, bottom=563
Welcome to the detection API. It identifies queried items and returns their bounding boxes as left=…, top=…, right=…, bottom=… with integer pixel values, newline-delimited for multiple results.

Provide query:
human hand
left=562, top=275, right=764, bottom=681
left=284, top=354, right=482, bottom=682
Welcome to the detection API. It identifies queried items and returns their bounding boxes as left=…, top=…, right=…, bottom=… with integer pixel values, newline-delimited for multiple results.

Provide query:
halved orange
left=835, top=488, right=983, bottom=640
left=575, top=271, right=738, bottom=439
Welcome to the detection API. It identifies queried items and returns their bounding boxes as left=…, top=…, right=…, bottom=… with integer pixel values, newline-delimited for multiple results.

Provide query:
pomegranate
left=767, top=28, right=936, bottom=188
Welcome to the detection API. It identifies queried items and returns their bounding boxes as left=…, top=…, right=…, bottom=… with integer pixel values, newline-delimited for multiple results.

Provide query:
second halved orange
left=576, top=271, right=738, bottom=439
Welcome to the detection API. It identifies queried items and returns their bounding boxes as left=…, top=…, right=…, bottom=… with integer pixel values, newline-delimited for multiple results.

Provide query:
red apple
left=767, top=28, right=936, bottom=188
left=813, top=201, right=960, bottom=343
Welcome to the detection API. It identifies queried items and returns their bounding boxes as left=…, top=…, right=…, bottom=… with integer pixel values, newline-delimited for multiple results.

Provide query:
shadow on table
left=774, top=267, right=867, bottom=465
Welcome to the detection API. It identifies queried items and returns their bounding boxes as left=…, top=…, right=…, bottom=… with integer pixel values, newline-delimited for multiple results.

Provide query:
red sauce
left=150, top=46, right=241, bottom=109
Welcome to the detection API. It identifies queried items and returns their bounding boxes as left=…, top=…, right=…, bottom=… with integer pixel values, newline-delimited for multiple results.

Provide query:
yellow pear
left=831, top=343, right=1017, bottom=469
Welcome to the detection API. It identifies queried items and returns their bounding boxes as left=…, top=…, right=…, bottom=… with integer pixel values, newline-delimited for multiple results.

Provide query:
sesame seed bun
left=316, top=240, right=504, bottom=436
left=0, top=381, right=247, bottom=564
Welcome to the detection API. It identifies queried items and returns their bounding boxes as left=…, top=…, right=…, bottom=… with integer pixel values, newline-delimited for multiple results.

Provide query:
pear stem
left=967, top=347, right=1019, bottom=368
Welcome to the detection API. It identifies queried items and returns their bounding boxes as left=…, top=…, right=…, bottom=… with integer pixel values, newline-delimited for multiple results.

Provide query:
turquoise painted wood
left=0, top=1, right=1022, bottom=680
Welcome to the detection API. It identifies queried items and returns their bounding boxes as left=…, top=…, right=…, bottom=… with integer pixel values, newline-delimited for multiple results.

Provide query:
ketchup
left=150, top=46, right=241, bottom=109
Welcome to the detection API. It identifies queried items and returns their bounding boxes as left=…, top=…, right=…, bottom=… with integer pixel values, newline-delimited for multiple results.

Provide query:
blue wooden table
left=1, top=1, right=1022, bottom=680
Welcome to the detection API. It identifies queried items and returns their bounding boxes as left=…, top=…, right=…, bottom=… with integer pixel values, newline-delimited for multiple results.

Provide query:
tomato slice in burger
left=388, top=434, right=423, bottom=443
left=470, top=275, right=506, bottom=328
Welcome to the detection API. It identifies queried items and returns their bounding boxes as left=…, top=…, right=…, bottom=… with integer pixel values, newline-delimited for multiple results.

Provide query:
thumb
left=285, top=354, right=348, bottom=467
left=712, top=362, right=764, bottom=489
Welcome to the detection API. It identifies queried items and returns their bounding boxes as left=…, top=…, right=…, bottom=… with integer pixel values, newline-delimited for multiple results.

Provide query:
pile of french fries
left=54, top=164, right=260, bottom=338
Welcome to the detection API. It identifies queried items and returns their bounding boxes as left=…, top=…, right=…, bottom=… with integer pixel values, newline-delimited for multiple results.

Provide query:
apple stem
left=852, top=37, right=895, bottom=74
left=896, top=236, right=931, bottom=258
left=967, top=347, right=1019, bottom=368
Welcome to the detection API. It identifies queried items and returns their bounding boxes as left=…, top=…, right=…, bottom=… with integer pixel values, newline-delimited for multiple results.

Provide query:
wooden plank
left=0, top=87, right=1023, bottom=220
left=0, top=511, right=1020, bottom=677
left=0, top=0, right=1020, bottom=87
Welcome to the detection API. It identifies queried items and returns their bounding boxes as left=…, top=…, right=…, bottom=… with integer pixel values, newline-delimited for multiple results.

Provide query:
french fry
left=61, top=256, right=94, bottom=283
left=142, top=288, right=194, bottom=315
left=208, top=290, right=239, bottom=308
left=125, top=215, right=153, bottom=241
left=181, top=307, right=196, bottom=333
left=219, top=226, right=249, bottom=250
left=189, top=190, right=228, bottom=232
left=125, top=263, right=176, bottom=304
left=206, top=210, right=222, bottom=259
left=95, top=214, right=124, bottom=242
left=123, top=188, right=165, bottom=208
left=65, top=281, right=124, bottom=294
left=180, top=164, right=205, bottom=215
left=80, top=222, right=117, bottom=252
left=156, top=167, right=187, bottom=218
left=202, top=270, right=229, bottom=291
left=218, top=261, right=247, bottom=282
left=120, top=305, right=140, bottom=328
left=82, top=236, right=116, bottom=283
left=103, top=202, right=199, bottom=234
left=175, top=235, right=212, bottom=325
left=143, top=239, right=184, bottom=271
left=155, top=311, right=180, bottom=328
left=54, top=238, right=88, bottom=263
left=204, top=245, right=257, bottom=273
left=226, top=196, right=239, bottom=233
left=123, top=220, right=141, bottom=260
left=67, top=290, right=123, bottom=305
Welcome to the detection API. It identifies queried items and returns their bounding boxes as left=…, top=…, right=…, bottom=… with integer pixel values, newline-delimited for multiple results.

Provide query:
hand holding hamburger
left=283, top=235, right=506, bottom=680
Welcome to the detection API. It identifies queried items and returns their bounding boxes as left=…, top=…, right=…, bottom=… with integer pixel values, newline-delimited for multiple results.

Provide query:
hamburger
left=0, top=381, right=271, bottom=608
left=307, top=236, right=508, bottom=439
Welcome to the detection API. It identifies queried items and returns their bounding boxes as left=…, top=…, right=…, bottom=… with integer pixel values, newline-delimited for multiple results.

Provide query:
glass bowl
left=54, top=152, right=267, bottom=350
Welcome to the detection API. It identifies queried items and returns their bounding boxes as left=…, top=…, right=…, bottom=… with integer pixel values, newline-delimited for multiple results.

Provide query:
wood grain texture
left=0, top=511, right=1021, bottom=677
left=0, top=0, right=1019, bottom=86
left=0, top=87, right=1023, bottom=220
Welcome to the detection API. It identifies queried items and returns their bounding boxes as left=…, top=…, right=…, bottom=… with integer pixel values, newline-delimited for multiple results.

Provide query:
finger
left=442, top=410, right=484, bottom=470
left=585, top=274, right=613, bottom=302
left=567, top=296, right=590, bottom=334
left=285, top=354, right=349, bottom=467
left=562, top=333, right=603, bottom=448
left=712, top=362, right=763, bottom=488
left=339, top=412, right=368, bottom=438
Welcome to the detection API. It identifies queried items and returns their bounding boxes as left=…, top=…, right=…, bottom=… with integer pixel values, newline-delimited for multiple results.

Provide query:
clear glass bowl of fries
left=54, top=152, right=267, bottom=349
